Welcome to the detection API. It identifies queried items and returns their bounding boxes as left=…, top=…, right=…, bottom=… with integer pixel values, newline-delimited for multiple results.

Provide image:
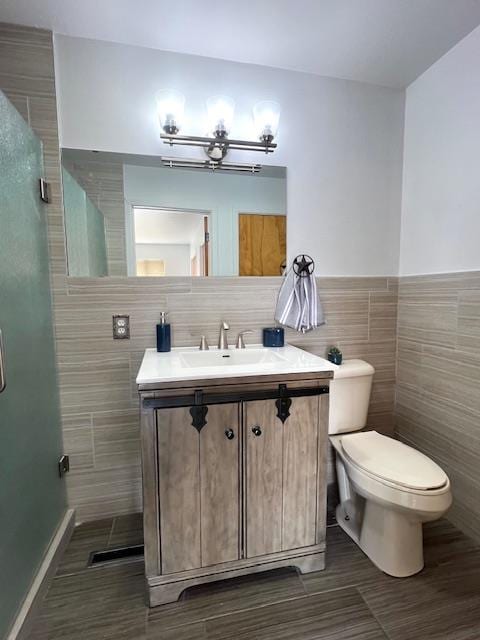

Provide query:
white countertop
left=136, top=344, right=337, bottom=386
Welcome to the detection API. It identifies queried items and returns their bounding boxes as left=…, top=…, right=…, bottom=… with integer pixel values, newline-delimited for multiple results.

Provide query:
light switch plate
left=113, top=315, right=130, bottom=339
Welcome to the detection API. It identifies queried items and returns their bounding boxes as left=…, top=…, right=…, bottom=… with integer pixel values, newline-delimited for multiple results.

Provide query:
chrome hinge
left=205, top=231, right=210, bottom=243
left=39, top=178, right=50, bottom=203
left=58, top=454, right=70, bottom=477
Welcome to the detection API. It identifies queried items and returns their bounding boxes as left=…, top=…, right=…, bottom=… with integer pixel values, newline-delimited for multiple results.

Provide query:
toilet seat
left=341, top=431, right=448, bottom=491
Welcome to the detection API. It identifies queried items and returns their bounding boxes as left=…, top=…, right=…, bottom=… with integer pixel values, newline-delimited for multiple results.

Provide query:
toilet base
left=336, top=501, right=424, bottom=577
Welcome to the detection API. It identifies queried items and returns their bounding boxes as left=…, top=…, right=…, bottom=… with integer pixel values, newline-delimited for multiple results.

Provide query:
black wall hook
left=293, top=254, right=315, bottom=277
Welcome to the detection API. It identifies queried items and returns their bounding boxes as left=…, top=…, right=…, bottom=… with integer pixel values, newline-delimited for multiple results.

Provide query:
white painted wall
left=135, top=243, right=190, bottom=276
left=54, top=35, right=405, bottom=276
left=400, top=25, right=480, bottom=275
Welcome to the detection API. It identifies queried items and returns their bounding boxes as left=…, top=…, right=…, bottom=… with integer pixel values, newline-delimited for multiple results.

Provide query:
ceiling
left=134, top=208, right=205, bottom=245
left=1, top=0, right=480, bottom=87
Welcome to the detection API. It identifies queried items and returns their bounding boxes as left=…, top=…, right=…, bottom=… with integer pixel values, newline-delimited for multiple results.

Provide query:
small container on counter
left=156, top=311, right=171, bottom=352
left=263, top=327, right=285, bottom=348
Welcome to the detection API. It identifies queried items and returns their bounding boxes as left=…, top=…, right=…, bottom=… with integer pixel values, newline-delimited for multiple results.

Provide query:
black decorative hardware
left=252, top=426, right=262, bottom=437
left=143, top=383, right=329, bottom=411
left=58, top=454, right=70, bottom=477
left=293, top=254, right=315, bottom=277
left=189, top=390, right=208, bottom=432
left=275, top=384, right=292, bottom=423
left=225, top=429, right=235, bottom=440
left=39, top=178, right=50, bottom=203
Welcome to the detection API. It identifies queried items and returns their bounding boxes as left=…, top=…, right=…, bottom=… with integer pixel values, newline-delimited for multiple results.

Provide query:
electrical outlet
left=113, top=315, right=130, bottom=339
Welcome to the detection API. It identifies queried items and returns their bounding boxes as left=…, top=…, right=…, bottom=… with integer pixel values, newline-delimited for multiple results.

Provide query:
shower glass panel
left=0, top=91, right=66, bottom=638
left=63, top=166, right=108, bottom=276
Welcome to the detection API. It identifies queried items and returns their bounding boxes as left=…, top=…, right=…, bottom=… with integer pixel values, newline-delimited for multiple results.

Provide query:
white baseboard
left=7, top=508, right=75, bottom=640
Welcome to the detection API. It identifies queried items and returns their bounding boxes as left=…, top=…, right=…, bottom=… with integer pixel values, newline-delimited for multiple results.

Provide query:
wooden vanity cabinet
left=139, top=375, right=330, bottom=606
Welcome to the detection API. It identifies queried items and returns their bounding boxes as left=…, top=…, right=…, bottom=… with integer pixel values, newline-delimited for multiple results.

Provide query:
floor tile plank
left=359, top=549, right=480, bottom=640
left=27, top=516, right=480, bottom=640
left=205, top=588, right=387, bottom=640
left=147, top=567, right=305, bottom=632
left=301, top=525, right=384, bottom=595
left=56, top=518, right=113, bottom=576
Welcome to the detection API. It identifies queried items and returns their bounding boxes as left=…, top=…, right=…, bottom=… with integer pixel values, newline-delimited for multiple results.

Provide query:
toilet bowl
left=329, top=360, right=452, bottom=577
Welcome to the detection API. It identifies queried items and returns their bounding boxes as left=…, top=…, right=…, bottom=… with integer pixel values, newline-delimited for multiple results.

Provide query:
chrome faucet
left=236, top=330, right=253, bottom=349
left=218, top=321, right=230, bottom=350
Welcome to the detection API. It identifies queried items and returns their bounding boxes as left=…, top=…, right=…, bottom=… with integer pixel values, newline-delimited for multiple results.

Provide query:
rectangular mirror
left=61, top=149, right=287, bottom=277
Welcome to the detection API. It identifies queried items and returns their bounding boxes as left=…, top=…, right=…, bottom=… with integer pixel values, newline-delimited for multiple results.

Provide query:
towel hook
left=293, top=254, right=315, bottom=277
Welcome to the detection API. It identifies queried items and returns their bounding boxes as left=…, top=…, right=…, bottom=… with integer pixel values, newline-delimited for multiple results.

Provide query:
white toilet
left=329, top=359, right=452, bottom=577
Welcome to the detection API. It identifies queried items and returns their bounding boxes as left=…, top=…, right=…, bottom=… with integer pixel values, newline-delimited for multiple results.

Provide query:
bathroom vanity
left=137, top=344, right=334, bottom=606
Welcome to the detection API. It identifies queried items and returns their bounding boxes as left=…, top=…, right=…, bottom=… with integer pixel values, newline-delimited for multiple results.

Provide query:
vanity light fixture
left=156, top=89, right=185, bottom=135
left=253, top=101, right=281, bottom=143
left=158, top=91, right=278, bottom=165
left=206, top=95, right=235, bottom=139
left=161, top=157, right=261, bottom=174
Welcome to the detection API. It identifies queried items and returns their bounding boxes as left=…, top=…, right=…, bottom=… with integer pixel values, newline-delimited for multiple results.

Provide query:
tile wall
left=395, top=272, right=480, bottom=542
left=59, top=276, right=397, bottom=520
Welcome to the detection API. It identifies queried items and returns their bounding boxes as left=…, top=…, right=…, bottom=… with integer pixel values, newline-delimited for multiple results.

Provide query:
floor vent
left=88, top=544, right=144, bottom=567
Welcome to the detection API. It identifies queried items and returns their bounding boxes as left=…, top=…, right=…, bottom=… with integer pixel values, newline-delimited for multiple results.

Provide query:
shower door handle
left=0, top=329, right=6, bottom=393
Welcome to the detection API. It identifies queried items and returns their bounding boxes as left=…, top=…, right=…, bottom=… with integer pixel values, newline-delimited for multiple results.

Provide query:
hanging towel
left=274, top=268, right=325, bottom=333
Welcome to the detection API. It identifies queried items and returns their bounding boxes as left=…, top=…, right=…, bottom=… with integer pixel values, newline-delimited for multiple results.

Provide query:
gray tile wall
left=395, top=272, right=480, bottom=543
left=0, top=23, right=397, bottom=522
left=59, top=275, right=398, bottom=521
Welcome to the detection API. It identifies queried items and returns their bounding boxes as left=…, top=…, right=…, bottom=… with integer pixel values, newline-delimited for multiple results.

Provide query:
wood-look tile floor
left=28, top=515, right=480, bottom=640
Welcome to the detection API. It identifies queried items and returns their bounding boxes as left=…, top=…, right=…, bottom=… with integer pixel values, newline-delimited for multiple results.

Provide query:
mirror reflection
left=61, top=149, right=287, bottom=277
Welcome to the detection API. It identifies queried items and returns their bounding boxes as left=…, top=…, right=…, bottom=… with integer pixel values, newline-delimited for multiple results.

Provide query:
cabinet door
left=157, top=403, right=240, bottom=574
left=244, top=400, right=283, bottom=557
left=244, top=396, right=320, bottom=557
left=282, top=395, right=320, bottom=550
left=200, top=403, right=241, bottom=566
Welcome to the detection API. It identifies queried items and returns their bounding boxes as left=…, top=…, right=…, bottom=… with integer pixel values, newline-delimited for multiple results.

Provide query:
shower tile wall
left=0, top=23, right=398, bottom=522
left=395, top=272, right=480, bottom=543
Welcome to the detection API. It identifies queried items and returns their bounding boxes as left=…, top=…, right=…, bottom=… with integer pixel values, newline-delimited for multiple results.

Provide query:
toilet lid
left=341, top=431, right=448, bottom=490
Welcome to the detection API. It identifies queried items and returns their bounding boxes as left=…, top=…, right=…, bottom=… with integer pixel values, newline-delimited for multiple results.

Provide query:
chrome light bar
left=161, top=157, right=261, bottom=173
left=160, top=133, right=276, bottom=154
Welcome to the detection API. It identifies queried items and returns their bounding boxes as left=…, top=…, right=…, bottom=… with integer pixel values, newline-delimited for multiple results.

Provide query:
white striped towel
left=274, top=268, right=325, bottom=333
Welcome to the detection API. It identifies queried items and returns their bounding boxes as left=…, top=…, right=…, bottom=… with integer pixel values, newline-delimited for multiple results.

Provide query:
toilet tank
left=328, top=359, right=375, bottom=435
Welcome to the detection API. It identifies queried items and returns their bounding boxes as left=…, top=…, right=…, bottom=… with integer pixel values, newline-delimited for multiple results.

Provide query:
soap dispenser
left=156, top=311, right=171, bottom=352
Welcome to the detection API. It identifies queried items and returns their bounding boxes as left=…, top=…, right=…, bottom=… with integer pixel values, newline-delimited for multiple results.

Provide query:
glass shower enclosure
left=0, top=90, right=66, bottom=637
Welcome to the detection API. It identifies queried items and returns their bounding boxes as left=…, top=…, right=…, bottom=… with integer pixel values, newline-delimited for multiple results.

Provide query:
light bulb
left=253, top=100, right=281, bottom=143
left=156, top=89, right=185, bottom=135
left=206, top=95, right=235, bottom=138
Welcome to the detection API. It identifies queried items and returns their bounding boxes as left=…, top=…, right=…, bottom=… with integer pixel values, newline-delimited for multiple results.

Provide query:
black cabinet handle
left=225, top=428, right=235, bottom=440
left=252, top=426, right=262, bottom=437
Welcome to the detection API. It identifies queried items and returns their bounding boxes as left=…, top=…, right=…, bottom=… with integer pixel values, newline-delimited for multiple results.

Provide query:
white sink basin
left=136, top=344, right=336, bottom=385
left=179, top=348, right=288, bottom=369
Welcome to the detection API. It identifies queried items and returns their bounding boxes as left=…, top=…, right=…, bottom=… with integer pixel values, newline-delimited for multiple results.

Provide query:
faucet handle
left=199, top=335, right=209, bottom=350
left=236, top=330, right=253, bottom=349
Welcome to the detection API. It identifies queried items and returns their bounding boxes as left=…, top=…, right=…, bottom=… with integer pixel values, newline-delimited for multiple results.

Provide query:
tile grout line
left=356, top=587, right=393, bottom=640
left=156, top=583, right=362, bottom=634
left=107, top=518, right=115, bottom=548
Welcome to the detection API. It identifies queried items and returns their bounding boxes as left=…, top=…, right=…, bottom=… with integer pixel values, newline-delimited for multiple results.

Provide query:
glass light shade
left=156, top=89, right=185, bottom=134
left=253, top=100, right=281, bottom=142
left=206, top=95, right=235, bottom=138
